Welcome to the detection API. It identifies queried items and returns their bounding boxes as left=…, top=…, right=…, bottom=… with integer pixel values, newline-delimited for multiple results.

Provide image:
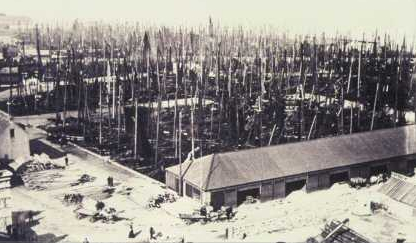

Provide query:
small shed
left=0, top=113, right=30, bottom=163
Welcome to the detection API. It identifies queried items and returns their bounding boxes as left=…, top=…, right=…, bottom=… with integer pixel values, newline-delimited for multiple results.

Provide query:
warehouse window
left=174, top=178, right=179, bottom=192
left=192, top=187, right=201, bottom=200
left=185, top=183, right=192, bottom=197
left=9, top=128, right=14, bottom=139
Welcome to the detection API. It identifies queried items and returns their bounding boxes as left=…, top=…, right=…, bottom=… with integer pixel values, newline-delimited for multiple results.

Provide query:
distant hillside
left=0, top=13, right=31, bottom=27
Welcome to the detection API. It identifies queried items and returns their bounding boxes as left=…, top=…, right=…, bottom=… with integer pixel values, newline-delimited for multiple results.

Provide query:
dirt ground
left=2, top=110, right=416, bottom=242
left=7, top=145, right=416, bottom=243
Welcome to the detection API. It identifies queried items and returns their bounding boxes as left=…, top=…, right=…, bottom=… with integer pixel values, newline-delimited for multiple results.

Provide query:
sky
left=1, top=0, right=416, bottom=39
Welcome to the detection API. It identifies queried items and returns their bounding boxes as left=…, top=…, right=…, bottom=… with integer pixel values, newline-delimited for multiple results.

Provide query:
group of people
left=63, top=193, right=83, bottom=204
left=127, top=224, right=157, bottom=240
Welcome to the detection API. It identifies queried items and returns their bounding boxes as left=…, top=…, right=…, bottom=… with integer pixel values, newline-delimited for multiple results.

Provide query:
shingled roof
left=166, top=125, right=416, bottom=191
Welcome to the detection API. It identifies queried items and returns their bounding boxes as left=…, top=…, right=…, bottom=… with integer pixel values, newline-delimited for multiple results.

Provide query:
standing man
left=128, top=224, right=134, bottom=238
left=150, top=226, right=156, bottom=240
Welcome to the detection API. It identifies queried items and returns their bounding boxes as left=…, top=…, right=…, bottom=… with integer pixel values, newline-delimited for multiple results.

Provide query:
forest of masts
left=2, top=19, right=415, bottom=178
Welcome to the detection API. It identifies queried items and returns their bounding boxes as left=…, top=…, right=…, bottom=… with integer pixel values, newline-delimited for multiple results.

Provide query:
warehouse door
left=408, top=160, right=416, bottom=175
left=237, top=188, right=260, bottom=205
left=211, top=191, right=225, bottom=211
left=174, top=178, right=179, bottom=192
left=330, top=171, right=349, bottom=185
left=370, top=164, right=389, bottom=176
left=285, top=179, right=306, bottom=196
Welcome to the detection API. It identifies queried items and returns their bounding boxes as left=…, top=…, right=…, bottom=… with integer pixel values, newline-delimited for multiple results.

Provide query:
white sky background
left=1, top=0, right=416, bottom=40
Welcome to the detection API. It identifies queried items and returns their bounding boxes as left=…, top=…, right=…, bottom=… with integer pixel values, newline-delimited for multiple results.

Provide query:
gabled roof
left=166, top=125, right=416, bottom=191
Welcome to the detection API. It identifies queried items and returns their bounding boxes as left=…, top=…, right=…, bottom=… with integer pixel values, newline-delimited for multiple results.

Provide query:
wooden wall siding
left=285, top=174, right=307, bottom=183
left=185, top=183, right=193, bottom=197
left=350, top=165, right=370, bottom=178
left=210, top=191, right=225, bottom=210
left=273, top=179, right=286, bottom=198
left=389, top=161, right=400, bottom=173
left=307, top=172, right=331, bottom=192
left=396, top=161, right=409, bottom=174
left=0, top=124, right=30, bottom=161
left=165, top=171, right=177, bottom=191
left=328, top=167, right=350, bottom=175
left=202, top=191, right=211, bottom=205
left=224, top=189, right=237, bottom=207
left=184, top=159, right=416, bottom=209
left=318, top=173, right=330, bottom=189
left=408, top=160, right=416, bottom=173
left=260, top=181, right=273, bottom=201
left=192, top=187, right=201, bottom=200
left=306, top=174, right=319, bottom=191
left=237, top=183, right=261, bottom=191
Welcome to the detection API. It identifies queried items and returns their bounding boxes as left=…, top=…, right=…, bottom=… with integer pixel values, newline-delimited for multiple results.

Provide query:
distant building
left=0, top=169, right=12, bottom=189
left=0, top=66, right=21, bottom=85
left=0, top=13, right=31, bottom=29
left=166, top=125, right=416, bottom=210
left=0, top=112, right=30, bottom=164
left=24, top=48, right=50, bottom=61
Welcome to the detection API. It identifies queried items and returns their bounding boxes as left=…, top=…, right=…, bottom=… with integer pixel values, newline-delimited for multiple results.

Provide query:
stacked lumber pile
left=19, top=154, right=64, bottom=174
left=320, top=220, right=370, bottom=243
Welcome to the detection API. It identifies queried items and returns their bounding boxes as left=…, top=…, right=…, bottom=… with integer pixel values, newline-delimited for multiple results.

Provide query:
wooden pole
left=134, top=98, right=138, bottom=160
left=112, top=43, right=116, bottom=119
left=99, top=77, right=103, bottom=147
left=268, top=124, right=277, bottom=145
left=178, top=109, right=183, bottom=196
left=350, top=103, right=353, bottom=134
left=191, top=87, right=195, bottom=161
left=173, top=58, right=178, bottom=158
left=370, top=82, right=380, bottom=130
left=154, top=52, right=161, bottom=167
left=357, top=34, right=364, bottom=131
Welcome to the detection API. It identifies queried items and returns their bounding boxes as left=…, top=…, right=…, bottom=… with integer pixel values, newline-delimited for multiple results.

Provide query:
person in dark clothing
left=200, top=206, right=207, bottom=217
left=65, top=156, right=69, bottom=166
left=28, top=210, right=34, bottom=223
left=107, top=176, right=113, bottom=187
left=12, top=226, right=18, bottom=240
left=150, top=226, right=156, bottom=240
left=128, top=224, right=134, bottom=238
left=226, top=206, right=233, bottom=220
left=6, top=224, right=11, bottom=235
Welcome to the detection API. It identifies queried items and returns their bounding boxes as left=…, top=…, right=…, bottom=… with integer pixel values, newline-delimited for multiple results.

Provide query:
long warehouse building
left=166, top=125, right=416, bottom=210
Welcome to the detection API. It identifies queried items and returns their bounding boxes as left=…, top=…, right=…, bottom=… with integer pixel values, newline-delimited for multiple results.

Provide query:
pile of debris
left=148, top=192, right=176, bottom=208
left=243, top=196, right=258, bottom=204
left=70, top=174, right=96, bottom=186
left=179, top=205, right=236, bottom=224
left=63, top=193, right=84, bottom=205
left=370, top=201, right=388, bottom=213
left=117, top=186, right=133, bottom=196
left=22, top=172, right=63, bottom=191
left=349, top=173, right=388, bottom=189
left=307, top=219, right=371, bottom=243
left=19, top=154, right=65, bottom=174
left=74, top=200, right=125, bottom=223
